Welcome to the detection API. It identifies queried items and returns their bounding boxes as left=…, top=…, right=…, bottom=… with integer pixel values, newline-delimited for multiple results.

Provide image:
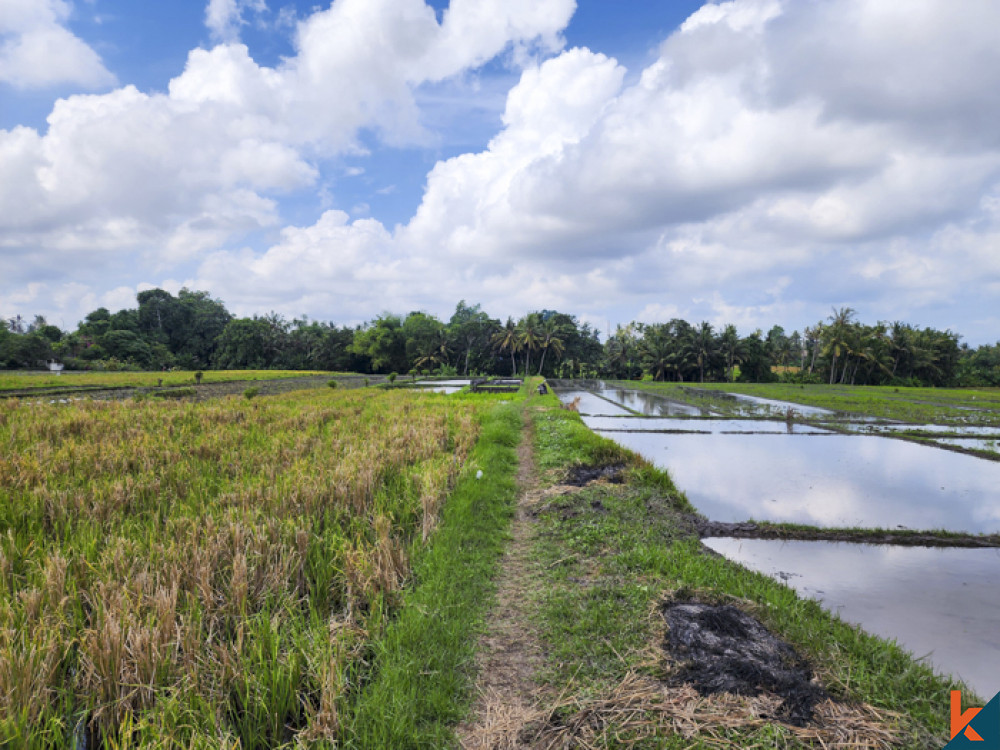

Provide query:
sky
left=1, top=0, right=999, bottom=344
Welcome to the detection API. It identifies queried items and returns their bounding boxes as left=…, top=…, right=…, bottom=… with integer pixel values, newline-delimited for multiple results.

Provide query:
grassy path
left=457, top=405, right=545, bottom=749
left=454, top=393, right=961, bottom=749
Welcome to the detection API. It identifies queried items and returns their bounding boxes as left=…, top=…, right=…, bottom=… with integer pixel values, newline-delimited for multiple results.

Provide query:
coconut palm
left=719, top=324, right=741, bottom=383
left=518, top=313, right=542, bottom=376
left=690, top=321, right=717, bottom=383
left=536, top=316, right=569, bottom=376
left=491, top=317, right=520, bottom=376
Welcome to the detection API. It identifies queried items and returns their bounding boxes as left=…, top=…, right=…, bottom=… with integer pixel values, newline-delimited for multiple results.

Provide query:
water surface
left=596, top=430, right=1000, bottom=533
left=582, top=416, right=831, bottom=434
left=594, top=386, right=710, bottom=416
left=725, top=392, right=834, bottom=417
left=555, top=390, right=634, bottom=415
left=704, top=538, right=1000, bottom=699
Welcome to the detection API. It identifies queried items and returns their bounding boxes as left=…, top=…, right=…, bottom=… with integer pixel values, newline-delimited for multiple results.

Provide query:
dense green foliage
left=4, top=295, right=996, bottom=387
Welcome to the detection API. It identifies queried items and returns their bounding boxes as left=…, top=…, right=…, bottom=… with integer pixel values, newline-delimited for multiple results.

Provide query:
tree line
left=2, top=291, right=998, bottom=387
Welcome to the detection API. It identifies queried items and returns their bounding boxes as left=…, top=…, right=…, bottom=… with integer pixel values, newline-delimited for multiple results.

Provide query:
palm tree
left=414, top=329, right=451, bottom=373
left=518, top=313, right=542, bottom=376
left=823, top=307, right=856, bottom=385
left=639, top=323, right=675, bottom=381
left=536, top=317, right=568, bottom=376
left=691, top=321, right=716, bottom=383
left=719, top=324, right=741, bottom=383
left=491, top=317, right=520, bottom=376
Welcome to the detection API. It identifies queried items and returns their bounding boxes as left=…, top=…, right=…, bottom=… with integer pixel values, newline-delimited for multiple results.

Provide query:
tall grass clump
left=0, top=387, right=482, bottom=746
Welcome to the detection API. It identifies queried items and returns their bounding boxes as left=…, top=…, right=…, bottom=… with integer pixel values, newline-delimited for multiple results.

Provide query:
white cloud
left=0, top=0, right=115, bottom=89
left=205, top=0, right=268, bottom=43
left=0, top=0, right=575, bottom=325
left=4, top=0, right=1000, bottom=344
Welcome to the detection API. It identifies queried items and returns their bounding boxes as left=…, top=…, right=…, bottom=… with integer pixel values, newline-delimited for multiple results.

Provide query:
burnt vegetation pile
left=663, top=599, right=828, bottom=726
left=563, top=463, right=626, bottom=486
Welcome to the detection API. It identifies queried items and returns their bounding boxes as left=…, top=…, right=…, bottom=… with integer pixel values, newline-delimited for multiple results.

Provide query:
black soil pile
left=662, top=599, right=827, bottom=726
left=564, top=463, right=626, bottom=486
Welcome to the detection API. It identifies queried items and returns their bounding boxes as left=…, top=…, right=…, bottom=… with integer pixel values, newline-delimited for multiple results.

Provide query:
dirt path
left=456, top=407, right=545, bottom=750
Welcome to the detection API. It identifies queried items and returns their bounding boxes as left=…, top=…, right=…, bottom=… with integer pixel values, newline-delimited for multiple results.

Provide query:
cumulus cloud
left=0, top=0, right=575, bottom=325
left=0, top=0, right=115, bottom=89
left=205, top=0, right=268, bottom=43
left=4, top=0, right=1000, bottom=343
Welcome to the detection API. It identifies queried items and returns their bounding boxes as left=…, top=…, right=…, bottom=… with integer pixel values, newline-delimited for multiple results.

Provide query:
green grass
left=341, top=399, right=524, bottom=748
left=525, top=400, right=962, bottom=748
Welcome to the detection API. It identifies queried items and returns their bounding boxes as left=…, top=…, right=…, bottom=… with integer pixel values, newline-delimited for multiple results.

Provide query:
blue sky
left=2, top=0, right=999, bottom=343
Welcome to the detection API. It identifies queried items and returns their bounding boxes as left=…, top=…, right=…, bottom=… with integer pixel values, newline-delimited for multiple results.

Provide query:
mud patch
left=662, top=599, right=826, bottom=726
left=564, top=463, right=626, bottom=486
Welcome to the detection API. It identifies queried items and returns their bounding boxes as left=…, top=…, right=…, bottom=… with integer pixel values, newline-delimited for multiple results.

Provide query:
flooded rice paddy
left=703, top=538, right=1000, bottom=698
left=554, top=389, right=635, bottom=415
left=582, top=416, right=832, bottom=434
left=413, top=379, right=470, bottom=393
left=592, top=429, right=1000, bottom=532
left=555, top=381, right=1000, bottom=697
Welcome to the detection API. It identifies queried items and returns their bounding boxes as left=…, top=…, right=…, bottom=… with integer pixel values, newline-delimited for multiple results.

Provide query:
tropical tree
left=491, top=317, right=520, bottom=376
left=822, top=307, right=856, bottom=385
left=718, top=324, right=741, bottom=382
left=517, top=313, right=542, bottom=376
left=536, top=316, right=570, bottom=376
left=690, top=321, right=717, bottom=383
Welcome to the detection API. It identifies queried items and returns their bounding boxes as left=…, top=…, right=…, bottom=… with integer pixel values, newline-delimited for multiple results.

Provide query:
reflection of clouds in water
left=600, top=432, right=1000, bottom=533
left=587, top=417, right=830, bottom=433
left=706, top=539, right=1000, bottom=697
left=556, top=391, right=633, bottom=416
left=726, top=392, right=833, bottom=417
left=601, top=388, right=704, bottom=416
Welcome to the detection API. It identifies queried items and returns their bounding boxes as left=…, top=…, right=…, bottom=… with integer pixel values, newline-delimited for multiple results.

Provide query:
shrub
left=244, top=386, right=260, bottom=400
left=327, top=380, right=338, bottom=389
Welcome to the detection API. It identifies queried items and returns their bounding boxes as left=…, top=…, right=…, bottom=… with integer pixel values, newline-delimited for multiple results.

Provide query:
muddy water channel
left=555, top=382, right=1000, bottom=697
left=704, top=539, right=1000, bottom=697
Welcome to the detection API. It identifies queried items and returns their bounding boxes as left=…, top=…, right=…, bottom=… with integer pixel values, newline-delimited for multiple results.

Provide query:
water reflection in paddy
left=556, top=390, right=634, bottom=415
left=725, top=392, right=834, bottom=417
left=413, top=379, right=470, bottom=394
left=704, top=538, right=1000, bottom=698
left=594, top=430, right=1000, bottom=533
left=932, top=438, right=1000, bottom=454
left=593, top=386, right=711, bottom=416
left=582, top=416, right=831, bottom=434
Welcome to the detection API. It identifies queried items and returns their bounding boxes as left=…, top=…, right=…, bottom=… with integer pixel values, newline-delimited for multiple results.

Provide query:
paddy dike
left=3, top=374, right=385, bottom=402
left=694, top=519, right=1000, bottom=548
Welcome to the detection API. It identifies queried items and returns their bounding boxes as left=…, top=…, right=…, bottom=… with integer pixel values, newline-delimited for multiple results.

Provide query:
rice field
left=0, top=387, right=482, bottom=747
left=0, top=370, right=331, bottom=393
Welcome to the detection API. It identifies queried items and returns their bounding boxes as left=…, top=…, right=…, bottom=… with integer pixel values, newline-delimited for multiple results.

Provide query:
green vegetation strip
left=342, top=400, right=522, bottom=748
left=699, top=520, right=1000, bottom=548
left=526, top=394, right=959, bottom=748
left=0, top=369, right=332, bottom=392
